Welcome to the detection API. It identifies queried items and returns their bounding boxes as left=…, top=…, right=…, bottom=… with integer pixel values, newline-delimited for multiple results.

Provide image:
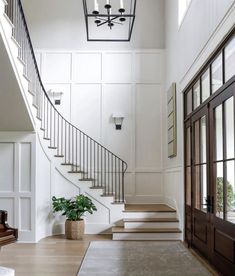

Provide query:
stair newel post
left=104, top=149, right=107, bottom=194
left=83, top=133, right=85, bottom=177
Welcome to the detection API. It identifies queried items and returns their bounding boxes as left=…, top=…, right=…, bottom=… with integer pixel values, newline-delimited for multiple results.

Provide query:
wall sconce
left=47, top=90, right=63, bottom=105
left=112, top=113, right=124, bottom=130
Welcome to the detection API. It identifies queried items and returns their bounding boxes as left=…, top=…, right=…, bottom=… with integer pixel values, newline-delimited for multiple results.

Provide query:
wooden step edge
left=54, top=155, right=64, bottom=158
left=112, top=227, right=182, bottom=234
left=48, top=146, right=57, bottom=150
left=79, top=178, right=95, bottom=182
left=89, top=186, right=104, bottom=190
left=68, top=171, right=83, bottom=174
left=40, top=127, right=46, bottom=131
left=101, top=194, right=115, bottom=197
left=43, top=137, right=50, bottom=141
left=61, top=163, right=73, bottom=166
left=122, top=210, right=176, bottom=213
left=123, top=218, right=179, bottom=223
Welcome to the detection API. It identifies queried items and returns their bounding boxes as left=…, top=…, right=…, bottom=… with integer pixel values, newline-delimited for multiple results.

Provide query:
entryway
left=184, top=30, right=235, bottom=274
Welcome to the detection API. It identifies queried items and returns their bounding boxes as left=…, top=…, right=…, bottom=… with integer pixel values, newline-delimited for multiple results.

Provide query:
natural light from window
left=178, top=0, right=192, bottom=26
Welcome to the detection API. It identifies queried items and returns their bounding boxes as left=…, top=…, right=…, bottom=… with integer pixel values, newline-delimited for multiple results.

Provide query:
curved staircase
left=0, top=0, right=182, bottom=240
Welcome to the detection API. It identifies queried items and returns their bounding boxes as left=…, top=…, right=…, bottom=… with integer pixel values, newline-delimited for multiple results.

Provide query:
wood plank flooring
left=0, top=234, right=218, bottom=276
left=0, top=234, right=111, bottom=276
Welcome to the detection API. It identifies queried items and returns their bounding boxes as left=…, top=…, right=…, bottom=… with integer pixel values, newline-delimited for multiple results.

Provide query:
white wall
left=163, top=0, right=235, bottom=228
left=35, top=49, right=165, bottom=204
left=21, top=0, right=165, bottom=50
left=0, top=132, right=36, bottom=242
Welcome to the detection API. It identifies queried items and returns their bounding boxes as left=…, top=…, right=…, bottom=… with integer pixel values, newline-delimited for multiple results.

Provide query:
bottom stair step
left=112, top=226, right=181, bottom=241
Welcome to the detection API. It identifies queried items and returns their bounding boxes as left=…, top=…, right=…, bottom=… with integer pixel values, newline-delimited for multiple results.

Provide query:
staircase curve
left=1, top=0, right=127, bottom=204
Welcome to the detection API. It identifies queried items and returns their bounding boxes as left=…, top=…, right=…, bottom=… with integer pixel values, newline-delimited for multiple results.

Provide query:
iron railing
left=5, top=0, right=127, bottom=203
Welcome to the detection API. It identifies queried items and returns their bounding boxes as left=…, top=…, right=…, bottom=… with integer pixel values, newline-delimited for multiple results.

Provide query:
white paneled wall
left=0, top=132, right=36, bottom=241
left=36, top=49, right=164, bottom=203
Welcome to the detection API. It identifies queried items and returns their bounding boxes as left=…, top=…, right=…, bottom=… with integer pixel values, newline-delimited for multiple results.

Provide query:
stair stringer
left=35, top=116, right=125, bottom=237
left=0, top=2, right=37, bottom=129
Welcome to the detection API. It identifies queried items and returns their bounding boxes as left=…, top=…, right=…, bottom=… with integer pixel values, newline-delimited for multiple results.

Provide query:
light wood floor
left=0, top=234, right=218, bottom=276
left=0, top=234, right=112, bottom=276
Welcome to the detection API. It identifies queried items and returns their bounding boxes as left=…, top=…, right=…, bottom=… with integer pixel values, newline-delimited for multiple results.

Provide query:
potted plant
left=52, top=194, right=97, bottom=240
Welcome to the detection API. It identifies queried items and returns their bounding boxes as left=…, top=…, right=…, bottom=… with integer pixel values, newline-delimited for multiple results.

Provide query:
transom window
left=185, top=35, right=235, bottom=117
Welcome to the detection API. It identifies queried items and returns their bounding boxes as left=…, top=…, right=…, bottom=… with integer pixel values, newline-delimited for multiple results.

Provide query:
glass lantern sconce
left=112, top=113, right=125, bottom=130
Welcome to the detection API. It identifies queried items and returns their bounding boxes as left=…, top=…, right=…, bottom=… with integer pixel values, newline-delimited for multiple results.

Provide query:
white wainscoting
left=0, top=132, right=36, bottom=242
left=35, top=49, right=165, bottom=204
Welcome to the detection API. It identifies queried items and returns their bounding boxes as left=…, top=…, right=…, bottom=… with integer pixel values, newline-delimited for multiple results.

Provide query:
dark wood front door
left=191, top=106, right=211, bottom=259
left=209, top=82, right=235, bottom=275
left=186, top=81, right=235, bottom=275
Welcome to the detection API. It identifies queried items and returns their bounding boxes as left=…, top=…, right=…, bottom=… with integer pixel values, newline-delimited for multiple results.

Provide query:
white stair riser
left=123, top=212, right=177, bottom=219
left=113, top=232, right=181, bottom=241
left=124, top=221, right=179, bottom=229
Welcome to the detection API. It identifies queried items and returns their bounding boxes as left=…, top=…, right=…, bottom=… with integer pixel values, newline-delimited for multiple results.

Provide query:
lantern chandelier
left=82, top=0, right=137, bottom=41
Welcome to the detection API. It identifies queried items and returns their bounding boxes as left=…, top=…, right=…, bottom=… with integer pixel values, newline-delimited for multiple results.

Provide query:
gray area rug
left=78, top=241, right=213, bottom=276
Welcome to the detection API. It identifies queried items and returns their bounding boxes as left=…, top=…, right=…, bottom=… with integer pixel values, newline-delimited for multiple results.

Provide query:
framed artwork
left=167, top=83, right=177, bottom=158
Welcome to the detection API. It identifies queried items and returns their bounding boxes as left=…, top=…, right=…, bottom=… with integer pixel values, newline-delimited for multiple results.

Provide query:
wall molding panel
left=0, top=132, right=36, bottom=242
left=35, top=49, right=165, bottom=204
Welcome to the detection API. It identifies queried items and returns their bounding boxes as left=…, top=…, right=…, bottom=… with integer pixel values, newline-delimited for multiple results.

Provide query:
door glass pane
left=201, top=69, right=210, bottom=102
left=200, top=116, right=206, bottom=163
left=212, top=53, right=223, bottom=94
left=186, top=127, right=191, bottom=166
left=195, top=165, right=200, bottom=209
left=225, top=97, right=234, bottom=159
left=201, top=164, right=207, bottom=212
left=194, top=120, right=200, bottom=164
left=225, top=36, right=235, bottom=82
left=186, top=167, right=191, bottom=206
left=186, top=90, right=192, bottom=115
left=193, top=81, right=200, bottom=109
left=216, top=162, right=224, bottom=219
left=226, top=161, right=235, bottom=223
left=215, top=105, right=223, bottom=161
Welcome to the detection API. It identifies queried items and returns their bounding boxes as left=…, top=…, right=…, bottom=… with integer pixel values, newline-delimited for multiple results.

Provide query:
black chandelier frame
left=82, top=0, right=137, bottom=42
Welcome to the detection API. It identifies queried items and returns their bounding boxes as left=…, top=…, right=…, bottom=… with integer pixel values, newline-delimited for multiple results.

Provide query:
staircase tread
left=123, top=204, right=176, bottom=213
left=112, top=226, right=181, bottom=233
left=123, top=218, right=179, bottom=222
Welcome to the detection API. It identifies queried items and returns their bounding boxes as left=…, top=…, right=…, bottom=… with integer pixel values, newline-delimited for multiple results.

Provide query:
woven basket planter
left=65, top=219, right=85, bottom=240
